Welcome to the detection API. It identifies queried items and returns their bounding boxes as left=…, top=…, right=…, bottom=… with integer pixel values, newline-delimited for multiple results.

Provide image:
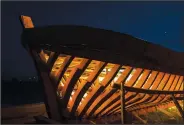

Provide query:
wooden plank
left=175, top=76, right=183, bottom=90
left=86, top=88, right=117, bottom=117
left=101, top=101, right=121, bottom=117
left=142, top=73, right=172, bottom=106
left=31, top=51, right=61, bottom=122
left=171, top=95, right=184, bottom=119
left=169, top=75, right=180, bottom=91
left=124, top=68, right=143, bottom=87
left=95, top=95, right=120, bottom=117
left=149, top=72, right=165, bottom=90
left=125, top=69, right=151, bottom=106
left=126, top=71, right=159, bottom=109
left=20, top=15, right=34, bottom=28
left=62, top=59, right=91, bottom=109
left=148, top=75, right=182, bottom=107
left=86, top=66, right=131, bottom=118
left=94, top=66, right=133, bottom=118
left=69, top=62, right=107, bottom=117
left=156, top=73, right=170, bottom=90
left=55, top=56, right=74, bottom=86
left=124, top=86, right=184, bottom=94
left=47, top=52, right=60, bottom=73
left=132, top=111, right=147, bottom=124
left=133, top=69, right=151, bottom=88
left=78, top=64, right=121, bottom=118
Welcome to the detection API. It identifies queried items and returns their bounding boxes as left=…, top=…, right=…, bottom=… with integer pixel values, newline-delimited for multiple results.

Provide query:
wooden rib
left=179, top=81, right=184, bottom=91
left=143, top=73, right=172, bottom=106
left=149, top=72, right=165, bottom=90
left=133, top=69, right=151, bottom=88
left=39, top=50, right=47, bottom=63
left=87, top=88, right=118, bottom=118
left=86, top=87, right=115, bottom=117
left=111, top=108, right=121, bottom=115
left=107, top=106, right=121, bottom=116
left=101, top=100, right=121, bottom=117
left=130, top=97, right=172, bottom=112
left=147, top=80, right=175, bottom=107
left=125, top=92, right=137, bottom=102
left=163, top=75, right=176, bottom=90
left=50, top=55, right=73, bottom=84
left=126, top=72, right=166, bottom=109
left=116, top=66, right=133, bottom=84
left=151, top=76, right=183, bottom=105
left=125, top=93, right=145, bottom=106
left=78, top=64, right=121, bottom=118
left=127, top=94, right=159, bottom=111
left=125, top=71, right=158, bottom=109
left=175, top=76, right=183, bottom=90
left=95, top=94, right=120, bottom=117
left=124, top=68, right=143, bottom=87
left=47, top=52, right=60, bottom=72
left=86, top=66, right=131, bottom=117
left=169, top=75, right=180, bottom=91
left=142, top=71, right=158, bottom=89
left=144, top=75, right=176, bottom=108
left=125, top=69, right=151, bottom=105
left=62, top=59, right=91, bottom=109
left=93, top=67, right=133, bottom=117
left=69, top=62, right=107, bottom=117
left=156, top=73, right=170, bottom=90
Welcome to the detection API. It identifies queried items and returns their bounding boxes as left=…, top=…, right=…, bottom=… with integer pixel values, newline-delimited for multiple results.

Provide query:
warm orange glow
left=36, top=50, right=184, bottom=118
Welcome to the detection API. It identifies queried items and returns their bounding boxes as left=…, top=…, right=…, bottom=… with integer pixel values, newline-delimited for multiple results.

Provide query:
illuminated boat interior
left=20, top=15, right=184, bottom=124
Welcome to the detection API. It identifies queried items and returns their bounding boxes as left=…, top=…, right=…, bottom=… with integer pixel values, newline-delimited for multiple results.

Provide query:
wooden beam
left=124, top=68, right=143, bottom=87
left=69, top=61, right=107, bottom=116
left=171, top=95, right=184, bottom=119
left=31, top=50, right=62, bottom=122
left=124, top=86, right=184, bottom=94
left=47, top=52, right=60, bottom=72
left=78, top=64, right=121, bottom=118
left=86, top=88, right=117, bottom=118
left=55, top=56, right=74, bottom=86
left=62, top=59, right=91, bottom=109
left=157, top=108, right=175, bottom=118
left=125, top=71, right=159, bottom=109
left=132, top=111, right=147, bottom=124
left=19, top=15, right=34, bottom=28
left=95, top=94, right=120, bottom=117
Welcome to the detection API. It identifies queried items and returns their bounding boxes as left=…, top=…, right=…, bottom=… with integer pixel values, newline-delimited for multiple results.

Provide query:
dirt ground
left=1, top=103, right=47, bottom=124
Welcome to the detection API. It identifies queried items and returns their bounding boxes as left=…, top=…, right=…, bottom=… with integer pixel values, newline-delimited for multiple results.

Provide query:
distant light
left=165, top=32, right=167, bottom=34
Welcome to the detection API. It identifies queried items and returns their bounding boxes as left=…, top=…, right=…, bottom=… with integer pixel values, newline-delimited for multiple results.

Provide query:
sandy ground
left=1, top=103, right=47, bottom=124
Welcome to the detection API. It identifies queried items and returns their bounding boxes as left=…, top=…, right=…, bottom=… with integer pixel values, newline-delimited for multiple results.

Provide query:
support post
left=121, top=82, right=126, bottom=124
left=171, top=94, right=184, bottom=121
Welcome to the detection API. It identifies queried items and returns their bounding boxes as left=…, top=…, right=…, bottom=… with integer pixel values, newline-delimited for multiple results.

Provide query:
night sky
left=2, top=1, right=184, bottom=80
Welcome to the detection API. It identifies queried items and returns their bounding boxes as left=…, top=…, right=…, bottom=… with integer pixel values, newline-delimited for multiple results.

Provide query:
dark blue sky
left=2, top=1, right=184, bottom=80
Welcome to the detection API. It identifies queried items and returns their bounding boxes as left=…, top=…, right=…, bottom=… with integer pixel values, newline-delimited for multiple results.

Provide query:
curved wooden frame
left=20, top=15, right=184, bottom=123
